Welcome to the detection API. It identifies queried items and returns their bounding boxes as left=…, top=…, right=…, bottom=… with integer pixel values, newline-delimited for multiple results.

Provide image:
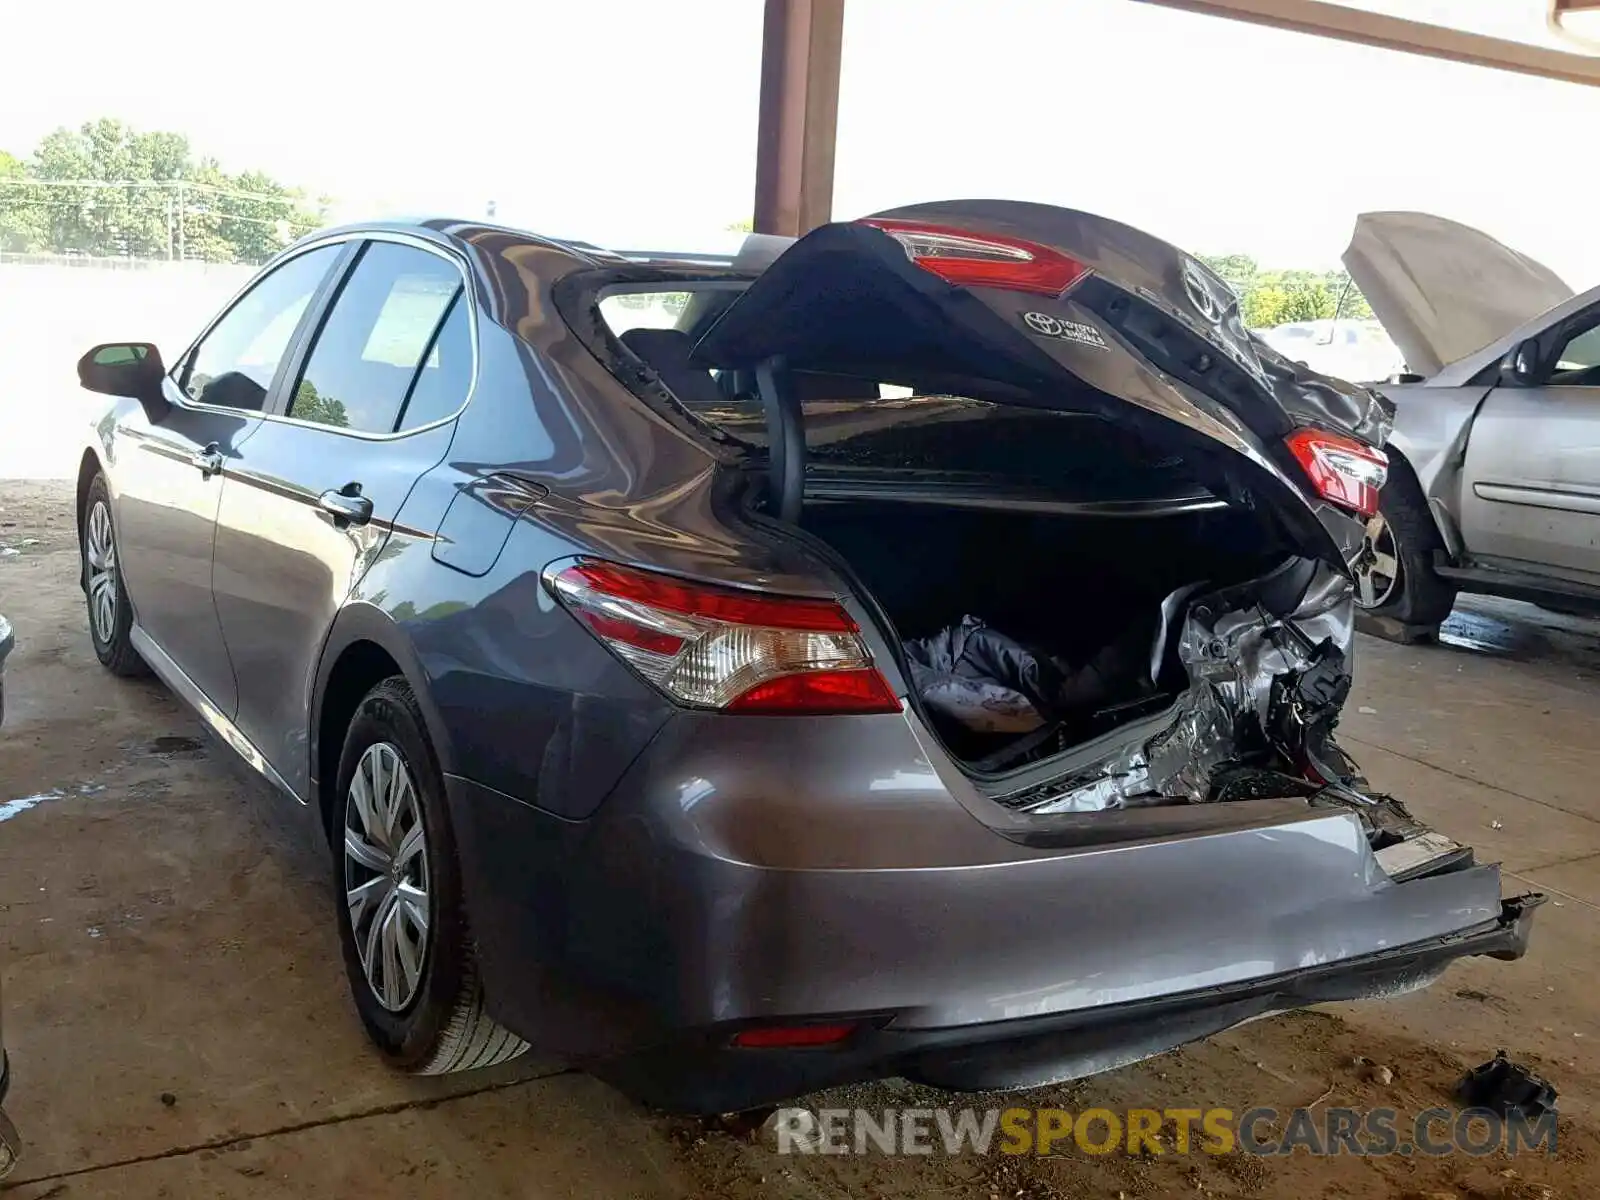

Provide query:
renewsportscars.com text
left=771, top=1105, right=1557, bottom=1158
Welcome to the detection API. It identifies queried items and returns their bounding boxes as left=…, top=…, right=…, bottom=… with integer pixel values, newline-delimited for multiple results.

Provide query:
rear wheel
left=332, top=677, right=527, bottom=1074
left=1354, top=460, right=1457, bottom=628
left=0, top=1104, right=17, bottom=1181
left=81, top=474, right=147, bottom=677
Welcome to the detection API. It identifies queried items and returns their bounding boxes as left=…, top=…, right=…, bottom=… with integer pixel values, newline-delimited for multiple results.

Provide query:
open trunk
left=793, top=474, right=1377, bottom=826
left=791, top=490, right=1485, bottom=906
left=572, top=200, right=1407, bottom=813
left=549, top=203, right=1537, bottom=1015
left=802, top=499, right=1287, bottom=773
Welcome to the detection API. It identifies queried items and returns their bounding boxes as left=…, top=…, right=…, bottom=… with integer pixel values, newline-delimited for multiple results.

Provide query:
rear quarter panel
left=337, top=286, right=838, bottom=822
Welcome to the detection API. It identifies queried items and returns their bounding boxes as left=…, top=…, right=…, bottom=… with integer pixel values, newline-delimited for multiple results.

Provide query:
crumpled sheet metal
left=1021, top=564, right=1353, bottom=814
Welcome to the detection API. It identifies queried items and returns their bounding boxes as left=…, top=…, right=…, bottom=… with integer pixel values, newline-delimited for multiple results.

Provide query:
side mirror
left=1501, top=338, right=1541, bottom=386
left=77, top=343, right=170, bottom=420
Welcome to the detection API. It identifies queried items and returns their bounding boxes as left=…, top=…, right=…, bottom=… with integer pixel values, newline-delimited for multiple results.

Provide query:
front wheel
left=1353, top=463, right=1457, bottom=628
left=332, top=677, right=527, bottom=1075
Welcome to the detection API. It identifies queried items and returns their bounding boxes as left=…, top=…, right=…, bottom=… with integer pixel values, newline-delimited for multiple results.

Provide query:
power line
left=0, top=177, right=323, bottom=262
left=0, top=178, right=307, bottom=204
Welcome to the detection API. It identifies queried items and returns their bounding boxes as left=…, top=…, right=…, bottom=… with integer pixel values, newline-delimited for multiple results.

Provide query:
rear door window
left=397, top=295, right=473, bottom=430
left=287, top=241, right=469, bottom=434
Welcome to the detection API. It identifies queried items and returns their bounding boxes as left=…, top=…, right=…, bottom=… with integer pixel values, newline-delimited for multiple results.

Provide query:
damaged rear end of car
left=681, top=201, right=1417, bottom=818
left=537, top=200, right=1539, bottom=1111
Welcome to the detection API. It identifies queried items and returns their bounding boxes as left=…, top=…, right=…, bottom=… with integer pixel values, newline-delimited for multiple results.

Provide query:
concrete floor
left=1, top=477, right=1598, bottom=1198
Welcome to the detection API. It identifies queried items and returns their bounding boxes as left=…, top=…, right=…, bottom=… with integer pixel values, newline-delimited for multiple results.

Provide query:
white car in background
left=1256, top=318, right=1404, bottom=388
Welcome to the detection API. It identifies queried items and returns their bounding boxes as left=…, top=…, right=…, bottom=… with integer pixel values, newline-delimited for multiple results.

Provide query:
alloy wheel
left=85, top=500, right=119, bottom=644
left=343, top=742, right=432, bottom=1012
left=1353, top=511, right=1401, bottom=609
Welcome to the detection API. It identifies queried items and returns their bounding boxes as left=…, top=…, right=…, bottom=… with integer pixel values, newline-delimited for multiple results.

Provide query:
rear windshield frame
left=552, top=265, right=761, bottom=457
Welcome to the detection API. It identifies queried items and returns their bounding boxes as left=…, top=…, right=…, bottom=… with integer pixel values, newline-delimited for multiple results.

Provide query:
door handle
left=190, top=443, right=224, bottom=477
left=317, top=483, right=373, bottom=527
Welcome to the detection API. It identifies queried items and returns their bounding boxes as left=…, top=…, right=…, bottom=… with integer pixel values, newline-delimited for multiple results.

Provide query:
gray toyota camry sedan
left=70, top=200, right=1538, bottom=1112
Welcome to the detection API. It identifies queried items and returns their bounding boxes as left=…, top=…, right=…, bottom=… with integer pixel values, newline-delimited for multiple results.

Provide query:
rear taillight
left=1285, top=427, right=1389, bottom=518
left=858, top=218, right=1089, bottom=296
left=545, top=559, right=901, bottom=715
left=731, top=1022, right=859, bottom=1049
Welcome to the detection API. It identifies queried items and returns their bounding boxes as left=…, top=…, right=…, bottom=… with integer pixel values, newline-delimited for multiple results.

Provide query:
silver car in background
left=1341, top=212, right=1600, bottom=629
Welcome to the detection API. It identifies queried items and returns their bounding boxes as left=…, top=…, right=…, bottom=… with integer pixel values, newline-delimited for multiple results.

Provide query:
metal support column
left=752, top=0, right=846, bottom=237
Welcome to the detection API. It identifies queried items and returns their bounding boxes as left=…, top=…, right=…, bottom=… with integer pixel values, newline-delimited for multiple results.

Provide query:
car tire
left=332, top=676, right=528, bottom=1075
left=1356, top=457, right=1456, bottom=628
left=81, top=474, right=148, bottom=677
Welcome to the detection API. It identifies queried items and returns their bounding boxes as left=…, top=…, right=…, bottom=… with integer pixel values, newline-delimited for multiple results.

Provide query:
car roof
left=295, top=217, right=795, bottom=273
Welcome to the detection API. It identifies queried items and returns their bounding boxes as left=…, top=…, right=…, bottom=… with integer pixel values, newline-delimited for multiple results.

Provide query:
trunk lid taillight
left=1285, top=427, right=1389, bottom=518
left=544, top=559, right=901, bottom=715
left=858, top=218, right=1090, bottom=296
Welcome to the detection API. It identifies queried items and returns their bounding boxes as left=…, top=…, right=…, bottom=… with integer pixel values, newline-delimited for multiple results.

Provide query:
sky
left=5, top=0, right=1600, bottom=283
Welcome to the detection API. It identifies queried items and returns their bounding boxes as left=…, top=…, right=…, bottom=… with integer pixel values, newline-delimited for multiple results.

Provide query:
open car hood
left=1342, top=212, right=1573, bottom=378
left=696, top=200, right=1392, bottom=453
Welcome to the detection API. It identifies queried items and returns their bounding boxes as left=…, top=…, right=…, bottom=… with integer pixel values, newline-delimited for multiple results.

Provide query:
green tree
left=1241, top=285, right=1288, bottom=328
left=1324, top=269, right=1373, bottom=321
left=174, top=159, right=241, bottom=263
left=290, top=380, right=349, bottom=428
left=30, top=119, right=189, bottom=256
left=1196, top=253, right=1258, bottom=297
left=1199, top=252, right=1375, bottom=328
left=1, top=118, right=326, bottom=263
left=1276, top=280, right=1338, bottom=323
left=204, top=168, right=324, bottom=262
left=0, top=149, right=43, bottom=251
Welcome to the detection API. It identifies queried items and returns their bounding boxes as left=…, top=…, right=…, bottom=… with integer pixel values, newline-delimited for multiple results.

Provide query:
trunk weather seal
left=756, top=356, right=804, bottom=523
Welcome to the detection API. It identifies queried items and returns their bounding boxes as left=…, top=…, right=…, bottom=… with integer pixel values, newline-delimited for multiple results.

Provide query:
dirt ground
left=1, top=476, right=1598, bottom=1199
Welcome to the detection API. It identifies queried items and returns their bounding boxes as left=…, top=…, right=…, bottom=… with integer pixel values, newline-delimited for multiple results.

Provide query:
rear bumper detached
left=592, top=895, right=1540, bottom=1113
left=444, top=715, right=1542, bottom=1115
left=588, top=896, right=1536, bottom=1113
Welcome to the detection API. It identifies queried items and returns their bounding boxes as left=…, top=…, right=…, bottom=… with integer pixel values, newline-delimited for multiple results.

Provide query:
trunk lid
left=1342, top=211, right=1573, bottom=377
left=696, top=199, right=1393, bottom=451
